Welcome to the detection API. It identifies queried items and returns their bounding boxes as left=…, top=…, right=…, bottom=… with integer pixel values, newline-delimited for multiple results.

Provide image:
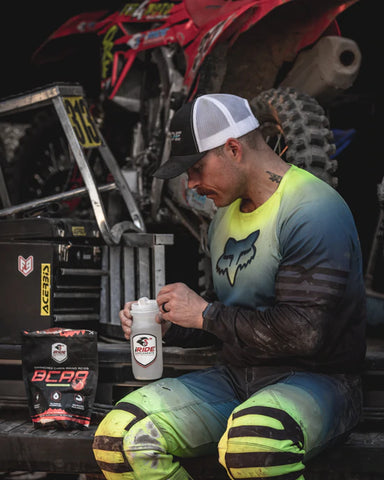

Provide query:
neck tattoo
left=266, top=171, right=282, bottom=184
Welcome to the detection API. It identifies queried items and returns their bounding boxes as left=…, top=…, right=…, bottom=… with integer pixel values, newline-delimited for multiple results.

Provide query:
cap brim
left=153, top=151, right=206, bottom=179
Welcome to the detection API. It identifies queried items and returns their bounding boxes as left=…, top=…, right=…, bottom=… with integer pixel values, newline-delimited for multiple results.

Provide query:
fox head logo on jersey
left=216, top=230, right=260, bottom=286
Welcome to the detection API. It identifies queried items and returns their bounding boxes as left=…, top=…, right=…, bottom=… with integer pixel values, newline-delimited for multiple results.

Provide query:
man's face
left=186, top=148, right=241, bottom=207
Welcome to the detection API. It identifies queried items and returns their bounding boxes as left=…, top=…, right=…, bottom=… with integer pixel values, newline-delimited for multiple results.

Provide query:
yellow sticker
left=41, top=263, right=51, bottom=316
left=102, top=25, right=118, bottom=79
left=72, top=226, right=86, bottom=236
left=63, top=96, right=102, bottom=148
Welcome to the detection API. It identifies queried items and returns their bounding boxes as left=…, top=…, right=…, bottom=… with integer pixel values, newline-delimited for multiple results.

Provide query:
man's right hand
left=119, top=300, right=171, bottom=341
left=119, top=301, right=136, bottom=341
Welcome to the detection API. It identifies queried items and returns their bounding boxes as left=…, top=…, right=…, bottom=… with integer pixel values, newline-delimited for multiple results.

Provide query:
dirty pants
left=92, top=366, right=362, bottom=480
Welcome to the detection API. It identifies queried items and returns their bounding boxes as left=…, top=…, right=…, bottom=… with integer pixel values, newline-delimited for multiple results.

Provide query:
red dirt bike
left=2, top=0, right=361, bottom=287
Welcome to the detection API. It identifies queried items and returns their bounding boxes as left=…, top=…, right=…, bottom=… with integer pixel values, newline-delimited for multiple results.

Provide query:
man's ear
left=225, top=138, right=242, bottom=162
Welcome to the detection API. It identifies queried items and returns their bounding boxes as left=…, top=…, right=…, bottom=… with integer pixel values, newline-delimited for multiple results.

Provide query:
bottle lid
left=131, top=297, right=159, bottom=314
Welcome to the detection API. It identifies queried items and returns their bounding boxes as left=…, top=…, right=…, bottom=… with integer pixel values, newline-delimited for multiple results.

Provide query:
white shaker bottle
left=130, top=297, right=163, bottom=380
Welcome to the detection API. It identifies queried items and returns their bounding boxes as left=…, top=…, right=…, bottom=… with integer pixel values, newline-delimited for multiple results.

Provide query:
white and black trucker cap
left=154, top=93, right=260, bottom=179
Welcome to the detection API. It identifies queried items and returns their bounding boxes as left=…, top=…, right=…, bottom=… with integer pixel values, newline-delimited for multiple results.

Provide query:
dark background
left=0, top=1, right=381, bottom=270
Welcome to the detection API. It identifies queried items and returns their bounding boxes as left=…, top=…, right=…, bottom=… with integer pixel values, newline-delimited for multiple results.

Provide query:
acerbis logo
left=40, top=263, right=51, bottom=316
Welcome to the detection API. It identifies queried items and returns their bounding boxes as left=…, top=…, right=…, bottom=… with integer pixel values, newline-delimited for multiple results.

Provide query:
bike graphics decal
left=120, top=2, right=174, bottom=20
left=192, top=19, right=227, bottom=76
left=216, top=230, right=260, bottom=286
left=102, top=25, right=118, bottom=81
left=18, top=255, right=34, bottom=277
left=41, top=263, right=51, bottom=316
left=63, top=97, right=101, bottom=148
left=127, top=27, right=170, bottom=50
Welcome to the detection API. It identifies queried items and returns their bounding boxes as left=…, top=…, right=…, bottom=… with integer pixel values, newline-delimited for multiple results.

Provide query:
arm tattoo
left=266, top=170, right=282, bottom=184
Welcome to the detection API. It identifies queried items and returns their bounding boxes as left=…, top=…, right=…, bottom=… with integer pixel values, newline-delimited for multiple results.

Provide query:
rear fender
left=184, top=0, right=356, bottom=96
left=214, top=0, right=359, bottom=99
left=32, top=10, right=109, bottom=65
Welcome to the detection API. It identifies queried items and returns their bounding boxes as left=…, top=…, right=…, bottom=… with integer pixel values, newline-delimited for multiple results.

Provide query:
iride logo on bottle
left=132, top=334, right=157, bottom=367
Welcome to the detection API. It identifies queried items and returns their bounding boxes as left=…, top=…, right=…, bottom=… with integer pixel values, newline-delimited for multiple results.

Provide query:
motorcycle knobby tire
left=250, top=87, right=338, bottom=187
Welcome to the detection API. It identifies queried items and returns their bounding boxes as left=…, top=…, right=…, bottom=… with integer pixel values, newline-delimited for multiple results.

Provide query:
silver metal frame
left=0, top=84, right=145, bottom=245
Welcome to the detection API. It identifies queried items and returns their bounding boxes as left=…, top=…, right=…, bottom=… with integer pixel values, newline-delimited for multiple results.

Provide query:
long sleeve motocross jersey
left=202, top=165, right=366, bottom=373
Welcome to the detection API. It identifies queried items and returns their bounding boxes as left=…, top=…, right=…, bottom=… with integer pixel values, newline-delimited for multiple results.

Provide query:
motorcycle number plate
left=63, top=96, right=102, bottom=148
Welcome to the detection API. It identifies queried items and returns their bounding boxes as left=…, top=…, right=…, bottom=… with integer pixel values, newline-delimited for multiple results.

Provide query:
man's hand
left=119, top=300, right=171, bottom=341
left=156, top=282, right=208, bottom=329
left=119, top=301, right=135, bottom=341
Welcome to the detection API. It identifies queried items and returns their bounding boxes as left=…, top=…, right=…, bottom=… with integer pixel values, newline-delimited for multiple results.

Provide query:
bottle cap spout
left=138, top=297, right=149, bottom=306
left=131, top=297, right=159, bottom=313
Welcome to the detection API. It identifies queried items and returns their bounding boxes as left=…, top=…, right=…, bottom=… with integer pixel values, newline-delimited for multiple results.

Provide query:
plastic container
left=281, top=35, right=362, bottom=103
left=130, top=297, right=163, bottom=380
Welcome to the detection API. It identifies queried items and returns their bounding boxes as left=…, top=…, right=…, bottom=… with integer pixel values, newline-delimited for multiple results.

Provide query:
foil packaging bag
left=22, top=327, right=98, bottom=429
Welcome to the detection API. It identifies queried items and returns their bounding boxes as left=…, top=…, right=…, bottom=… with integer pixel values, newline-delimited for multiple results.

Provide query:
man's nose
left=187, top=170, right=199, bottom=189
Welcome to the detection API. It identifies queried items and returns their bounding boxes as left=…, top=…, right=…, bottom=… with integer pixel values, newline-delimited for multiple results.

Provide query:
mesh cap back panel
left=196, top=99, right=230, bottom=141
left=193, top=94, right=260, bottom=152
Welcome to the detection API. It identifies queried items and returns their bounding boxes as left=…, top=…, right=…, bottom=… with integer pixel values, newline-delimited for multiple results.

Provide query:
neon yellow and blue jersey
left=205, top=165, right=366, bottom=371
left=209, top=165, right=361, bottom=308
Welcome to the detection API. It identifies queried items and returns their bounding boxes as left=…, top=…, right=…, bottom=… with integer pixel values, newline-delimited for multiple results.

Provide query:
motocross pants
left=92, top=366, right=362, bottom=480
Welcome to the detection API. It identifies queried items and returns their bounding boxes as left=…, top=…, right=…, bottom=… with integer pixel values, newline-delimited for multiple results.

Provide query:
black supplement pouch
left=22, top=327, right=98, bottom=429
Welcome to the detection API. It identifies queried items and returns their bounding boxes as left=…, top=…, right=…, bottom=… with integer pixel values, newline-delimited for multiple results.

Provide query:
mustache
left=196, top=188, right=215, bottom=197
